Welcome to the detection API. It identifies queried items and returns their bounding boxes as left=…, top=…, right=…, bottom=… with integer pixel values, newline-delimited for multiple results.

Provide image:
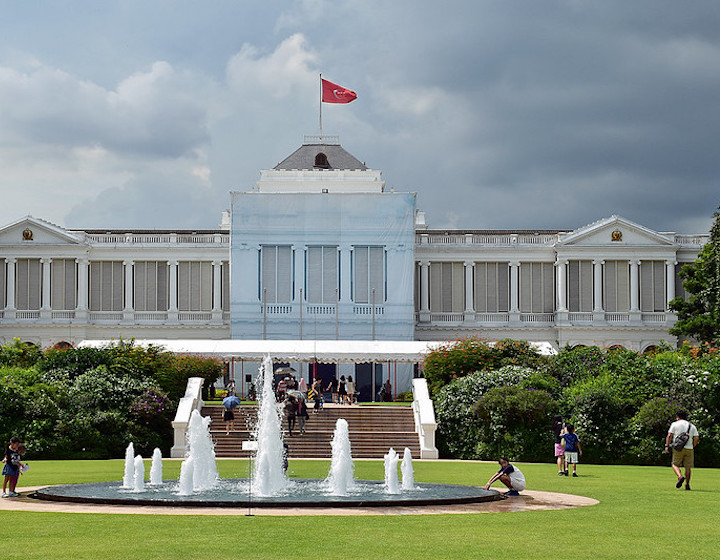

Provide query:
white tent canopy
left=77, top=339, right=557, bottom=363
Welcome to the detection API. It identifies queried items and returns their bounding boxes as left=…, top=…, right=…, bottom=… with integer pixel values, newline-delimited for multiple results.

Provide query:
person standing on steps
left=326, top=375, right=339, bottom=404
left=338, top=375, right=348, bottom=405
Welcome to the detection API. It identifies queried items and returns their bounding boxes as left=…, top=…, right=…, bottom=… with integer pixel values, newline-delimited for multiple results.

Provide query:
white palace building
left=0, top=135, right=709, bottom=378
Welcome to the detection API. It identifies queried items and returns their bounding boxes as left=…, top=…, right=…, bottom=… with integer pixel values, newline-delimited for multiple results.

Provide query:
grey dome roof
left=274, top=143, right=367, bottom=171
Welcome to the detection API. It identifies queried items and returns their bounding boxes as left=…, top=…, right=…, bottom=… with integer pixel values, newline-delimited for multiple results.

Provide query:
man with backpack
left=664, top=410, right=699, bottom=490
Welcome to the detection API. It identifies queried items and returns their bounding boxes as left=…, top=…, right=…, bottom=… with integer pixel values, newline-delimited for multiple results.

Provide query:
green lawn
left=3, top=459, right=717, bottom=559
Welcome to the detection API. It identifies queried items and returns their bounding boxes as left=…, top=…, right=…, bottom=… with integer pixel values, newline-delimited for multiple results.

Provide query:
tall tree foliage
left=670, top=206, right=720, bottom=343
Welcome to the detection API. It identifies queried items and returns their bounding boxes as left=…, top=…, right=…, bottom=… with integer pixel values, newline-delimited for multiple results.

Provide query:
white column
left=340, top=246, right=351, bottom=303
left=666, top=260, right=676, bottom=310
left=419, top=260, right=430, bottom=321
left=212, top=261, right=223, bottom=312
left=123, top=260, right=134, bottom=314
left=509, top=261, right=520, bottom=313
left=630, top=259, right=640, bottom=312
left=556, top=259, right=568, bottom=312
left=593, top=259, right=604, bottom=312
left=41, top=257, right=52, bottom=311
left=5, top=258, right=16, bottom=311
left=168, top=260, right=178, bottom=312
left=76, top=258, right=89, bottom=319
left=464, top=260, right=475, bottom=314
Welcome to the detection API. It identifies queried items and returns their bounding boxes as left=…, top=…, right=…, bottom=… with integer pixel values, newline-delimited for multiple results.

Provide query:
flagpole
left=319, top=73, right=323, bottom=142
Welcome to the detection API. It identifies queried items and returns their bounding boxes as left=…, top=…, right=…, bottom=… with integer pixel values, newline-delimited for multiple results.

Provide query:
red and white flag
left=321, top=79, right=357, bottom=104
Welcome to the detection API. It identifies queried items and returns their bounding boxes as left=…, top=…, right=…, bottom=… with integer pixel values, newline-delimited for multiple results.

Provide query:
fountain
left=31, top=355, right=502, bottom=509
left=384, top=448, right=400, bottom=494
left=121, top=443, right=134, bottom=489
left=325, top=419, right=355, bottom=495
left=182, top=409, right=219, bottom=492
left=132, top=455, right=145, bottom=492
left=401, top=447, right=415, bottom=490
left=149, top=448, right=163, bottom=486
left=252, top=355, right=288, bottom=496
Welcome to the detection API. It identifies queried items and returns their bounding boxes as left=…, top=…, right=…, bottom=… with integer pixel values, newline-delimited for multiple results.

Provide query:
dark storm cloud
left=0, top=0, right=718, bottom=234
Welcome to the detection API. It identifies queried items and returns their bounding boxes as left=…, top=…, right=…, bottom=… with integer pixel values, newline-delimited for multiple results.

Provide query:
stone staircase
left=201, top=403, right=421, bottom=459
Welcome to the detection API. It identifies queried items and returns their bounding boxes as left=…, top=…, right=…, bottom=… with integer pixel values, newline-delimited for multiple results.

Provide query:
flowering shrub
left=0, top=339, right=42, bottom=368
left=434, top=366, right=540, bottom=458
left=423, top=338, right=548, bottom=394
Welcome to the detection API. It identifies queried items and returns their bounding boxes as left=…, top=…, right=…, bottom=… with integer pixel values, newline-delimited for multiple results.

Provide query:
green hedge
left=432, top=341, right=720, bottom=466
left=0, top=339, right=223, bottom=459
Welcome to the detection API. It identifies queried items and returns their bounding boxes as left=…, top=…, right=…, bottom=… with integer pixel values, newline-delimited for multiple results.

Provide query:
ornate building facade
left=0, top=136, right=708, bottom=355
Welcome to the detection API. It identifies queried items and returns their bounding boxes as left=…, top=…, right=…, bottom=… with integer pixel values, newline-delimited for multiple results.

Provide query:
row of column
left=3, top=258, right=225, bottom=313
left=418, top=259, right=677, bottom=315
left=555, top=259, right=675, bottom=313
left=418, top=260, right=524, bottom=315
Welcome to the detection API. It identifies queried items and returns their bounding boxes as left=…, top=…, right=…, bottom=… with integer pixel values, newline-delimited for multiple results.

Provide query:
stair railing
left=411, top=378, right=439, bottom=459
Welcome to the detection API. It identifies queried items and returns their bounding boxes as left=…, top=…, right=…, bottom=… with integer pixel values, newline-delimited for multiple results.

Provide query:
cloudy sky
left=1, top=1, right=719, bottom=234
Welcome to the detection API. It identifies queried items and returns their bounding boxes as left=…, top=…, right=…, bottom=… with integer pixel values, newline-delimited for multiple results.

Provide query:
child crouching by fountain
left=483, top=457, right=526, bottom=496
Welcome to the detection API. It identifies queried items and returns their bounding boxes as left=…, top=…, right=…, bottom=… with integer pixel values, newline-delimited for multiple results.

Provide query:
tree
left=670, top=206, right=720, bottom=343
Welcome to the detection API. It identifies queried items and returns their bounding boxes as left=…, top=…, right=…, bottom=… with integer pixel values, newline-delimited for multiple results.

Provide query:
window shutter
left=653, top=261, right=665, bottom=311
left=323, top=246, right=338, bottom=303
left=497, top=264, right=509, bottom=312
left=0, top=260, right=5, bottom=308
left=474, top=263, right=487, bottom=312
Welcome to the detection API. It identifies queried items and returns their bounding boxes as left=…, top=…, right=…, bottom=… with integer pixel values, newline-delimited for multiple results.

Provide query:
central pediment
left=557, top=215, right=676, bottom=248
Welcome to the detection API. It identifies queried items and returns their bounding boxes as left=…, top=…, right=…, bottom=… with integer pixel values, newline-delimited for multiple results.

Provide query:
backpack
left=671, top=422, right=693, bottom=451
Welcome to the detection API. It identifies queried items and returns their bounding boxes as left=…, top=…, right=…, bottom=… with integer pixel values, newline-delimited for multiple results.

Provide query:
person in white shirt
left=665, top=410, right=699, bottom=490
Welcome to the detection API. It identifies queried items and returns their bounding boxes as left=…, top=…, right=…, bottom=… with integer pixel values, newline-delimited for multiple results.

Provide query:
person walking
left=326, top=376, right=339, bottom=404
left=562, top=424, right=582, bottom=477
left=338, top=375, right=348, bottom=404
left=2, top=438, right=25, bottom=498
left=346, top=376, right=356, bottom=405
left=297, top=397, right=309, bottom=435
left=284, top=395, right=298, bottom=436
left=665, top=410, right=699, bottom=490
left=552, top=415, right=567, bottom=476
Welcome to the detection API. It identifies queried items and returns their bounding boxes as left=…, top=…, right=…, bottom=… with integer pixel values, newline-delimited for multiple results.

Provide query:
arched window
left=314, top=153, right=329, bottom=168
left=54, top=341, right=73, bottom=350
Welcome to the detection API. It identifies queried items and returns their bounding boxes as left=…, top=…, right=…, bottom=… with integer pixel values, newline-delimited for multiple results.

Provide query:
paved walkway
left=1, top=486, right=597, bottom=516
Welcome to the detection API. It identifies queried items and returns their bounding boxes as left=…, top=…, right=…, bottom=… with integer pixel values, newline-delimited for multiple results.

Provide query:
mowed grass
left=2, top=459, right=718, bottom=559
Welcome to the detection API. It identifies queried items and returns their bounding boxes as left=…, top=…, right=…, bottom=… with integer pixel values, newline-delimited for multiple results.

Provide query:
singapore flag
left=321, top=79, right=357, bottom=103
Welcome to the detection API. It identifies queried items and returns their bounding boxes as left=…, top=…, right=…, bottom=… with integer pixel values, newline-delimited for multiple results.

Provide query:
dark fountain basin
left=31, top=479, right=503, bottom=508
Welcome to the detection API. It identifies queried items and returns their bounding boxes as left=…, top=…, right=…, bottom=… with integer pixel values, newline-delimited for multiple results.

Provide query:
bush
left=473, top=386, right=558, bottom=461
left=434, top=366, right=538, bottom=458
left=0, top=339, right=42, bottom=368
left=423, top=338, right=547, bottom=394
left=562, top=375, right=630, bottom=463
left=156, top=354, right=224, bottom=402
left=550, top=345, right=606, bottom=387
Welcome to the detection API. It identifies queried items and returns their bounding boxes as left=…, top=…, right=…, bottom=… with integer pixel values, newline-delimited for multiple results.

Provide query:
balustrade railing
left=417, top=233, right=558, bottom=245
left=83, top=233, right=229, bottom=245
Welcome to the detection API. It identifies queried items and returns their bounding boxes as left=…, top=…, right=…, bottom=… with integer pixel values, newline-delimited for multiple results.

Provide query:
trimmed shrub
left=473, top=386, right=558, bottom=462
left=434, top=366, right=538, bottom=458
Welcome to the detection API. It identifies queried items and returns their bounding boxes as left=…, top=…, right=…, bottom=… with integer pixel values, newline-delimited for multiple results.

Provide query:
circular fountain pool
left=31, top=479, right=502, bottom=508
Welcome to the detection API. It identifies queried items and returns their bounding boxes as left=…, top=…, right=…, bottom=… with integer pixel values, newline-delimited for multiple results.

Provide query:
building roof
left=78, top=339, right=557, bottom=362
left=274, top=141, right=367, bottom=171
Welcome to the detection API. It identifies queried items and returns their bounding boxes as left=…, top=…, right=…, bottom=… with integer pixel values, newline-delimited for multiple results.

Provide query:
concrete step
left=202, top=404, right=420, bottom=459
